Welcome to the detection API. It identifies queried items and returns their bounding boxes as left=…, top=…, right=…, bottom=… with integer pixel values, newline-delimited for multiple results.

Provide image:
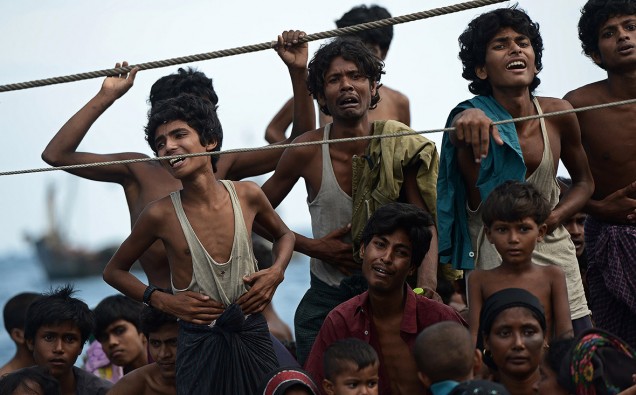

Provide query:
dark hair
left=414, top=321, right=474, bottom=383
left=307, top=37, right=384, bottom=116
left=481, top=180, right=551, bottom=228
left=3, top=292, right=42, bottom=334
left=149, top=67, right=219, bottom=108
left=335, top=5, right=393, bottom=54
left=323, top=338, right=378, bottom=381
left=93, top=295, right=143, bottom=341
left=458, top=7, right=543, bottom=95
left=145, top=93, right=223, bottom=172
left=578, top=0, right=636, bottom=66
left=24, top=285, right=94, bottom=344
left=361, top=202, right=434, bottom=268
left=139, top=306, right=177, bottom=338
left=0, top=367, right=60, bottom=395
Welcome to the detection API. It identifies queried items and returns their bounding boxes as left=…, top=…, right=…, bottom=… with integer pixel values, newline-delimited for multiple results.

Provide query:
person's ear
left=323, top=379, right=335, bottom=395
left=417, top=371, right=432, bottom=388
left=475, top=65, right=488, bottom=80
left=370, top=81, right=378, bottom=99
left=9, top=328, right=25, bottom=345
left=472, top=348, right=483, bottom=379
left=484, top=226, right=493, bottom=243
left=26, top=338, right=34, bottom=352
left=591, top=51, right=603, bottom=66
left=537, top=223, right=548, bottom=242
left=205, top=138, right=218, bottom=152
left=359, top=244, right=365, bottom=259
left=407, top=264, right=416, bottom=277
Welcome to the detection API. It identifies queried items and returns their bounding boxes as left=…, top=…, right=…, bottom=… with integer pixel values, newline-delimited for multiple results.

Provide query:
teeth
left=506, top=61, right=526, bottom=70
left=169, top=158, right=184, bottom=166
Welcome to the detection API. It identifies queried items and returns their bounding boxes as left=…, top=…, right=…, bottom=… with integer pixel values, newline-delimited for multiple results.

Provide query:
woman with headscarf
left=535, top=328, right=636, bottom=395
left=477, top=288, right=547, bottom=395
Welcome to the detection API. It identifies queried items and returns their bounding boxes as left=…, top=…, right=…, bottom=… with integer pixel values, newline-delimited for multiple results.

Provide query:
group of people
left=1, top=0, right=636, bottom=394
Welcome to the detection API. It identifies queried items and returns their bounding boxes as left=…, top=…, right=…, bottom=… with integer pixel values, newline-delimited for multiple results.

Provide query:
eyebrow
left=154, top=127, right=188, bottom=144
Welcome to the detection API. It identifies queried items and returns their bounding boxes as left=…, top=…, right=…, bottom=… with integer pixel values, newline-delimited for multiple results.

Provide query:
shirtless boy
left=103, top=93, right=295, bottom=394
left=564, top=0, right=636, bottom=348
left=262, top=36, right=438, bottom=364
left=0, top=292, right=42, bottom=376
left=437, top=7, right=594, bottom=332
left=467, top=181, right=572, bottom=343
left=264, top=4, right=410, bottom=143
left=107, top=307, right=178, bottom=395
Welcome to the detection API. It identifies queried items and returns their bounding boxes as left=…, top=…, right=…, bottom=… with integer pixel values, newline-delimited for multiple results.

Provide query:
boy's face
left=361, top=228, right=415, bottom=293
left=562, top=212, right=586, bottom=257
left=485, top=217, right=546, bottom=265
left=147, top=323, right=178, bottom=381
left=97, top=319, right=146, bottom=368
left=475, top=27, right=537, bottom=91
left=323, top=361, right=380, bottom=395
left=593, top=14, right=636, bottom=71
left=318, top=56, right=376, bottom=120
left=27, top=321, right=83, bottom=378
left=154, top=120, right=216, bottom=178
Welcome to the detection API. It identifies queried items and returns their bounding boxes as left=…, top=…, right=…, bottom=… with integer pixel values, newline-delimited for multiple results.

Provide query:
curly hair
left=458, top=7, right=543, bottom=96
left=307, top=37, right=384, bottom=116
left=149, top=67, right=219, bottom=108
left=145, top=93, right=223, bottom=172
left=336, top=5, right=393, bottom=55
left=578, top=0, right=636, bottom=67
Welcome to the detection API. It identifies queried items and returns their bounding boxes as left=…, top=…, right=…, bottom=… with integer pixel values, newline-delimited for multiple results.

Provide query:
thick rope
left=0, top=0, right=506, bottom=93
left=2, top=96, right=634, bottom=177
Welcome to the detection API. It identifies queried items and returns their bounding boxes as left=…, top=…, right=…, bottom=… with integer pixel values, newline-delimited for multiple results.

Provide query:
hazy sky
left=0, top=0, right=605, bottom=255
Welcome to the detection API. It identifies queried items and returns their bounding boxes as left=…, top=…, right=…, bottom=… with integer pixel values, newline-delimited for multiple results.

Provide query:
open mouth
left=169, top=157, right=185, bottom=167
left=618, top=44, right=634, bottom=53
left=338, top=96, right=359, bottom=107
left=506, top=60, right=526, bottom=70
left=372, top=266, right=392, bottom=276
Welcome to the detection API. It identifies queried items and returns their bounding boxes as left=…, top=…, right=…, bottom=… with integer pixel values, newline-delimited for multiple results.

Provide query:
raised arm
left=217, top=30, right=315, bottom=181
left=237, top=182, right=295, bottom=314
left=41, top=62, right=142, bottom=184
left=264, top=97, right=294, bottom=143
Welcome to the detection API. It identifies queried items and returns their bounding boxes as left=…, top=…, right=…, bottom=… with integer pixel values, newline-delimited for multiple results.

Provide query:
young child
left=414, top=321, right=481, bottom=395
left=467, top=181, right=573, bottom=343
left=107, top=306, right=178, bottom=395
left=92, top=295, right=147, bottom=376
left=322, top=338, right=380, bottom=395
left=23, top=285, right=113, bottom=394
left=103, top=93, right=295, bottom=395
left=0, top=292, right=42, bottom=376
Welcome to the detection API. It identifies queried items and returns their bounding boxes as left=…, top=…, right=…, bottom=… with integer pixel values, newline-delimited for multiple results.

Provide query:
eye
left=149, top=340, right=161, bottom=348
left=156, top=141, right=165, bottom=150
left=627, top=23, right=636, bottom=31
left=368, top=380, right=378, bottom=388
left=518, top=40, right=530, bottom=48
left=497, top=329, right=511, bottom=337
left=601, top=30, right=614, bottom=39
left=114, top=326, right=126, bottom=336
left=63, top=335, right=77, bottom=343
left=373, top=240, right=386, bottom=248
left=523, top=328, right=537, bottom=336
left=520, top=225, right=530, bottom=232
left=43, top=333, right=55, bottom=342
left=346, top=382, right=359, bottom=389
left=493, top=43, right=506, bottom=50
left=167, top=339, right=178, bottom=347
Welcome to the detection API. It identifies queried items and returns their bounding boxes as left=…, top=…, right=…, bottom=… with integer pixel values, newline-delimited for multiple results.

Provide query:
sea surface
left=0, top=251, right=310, bottom=366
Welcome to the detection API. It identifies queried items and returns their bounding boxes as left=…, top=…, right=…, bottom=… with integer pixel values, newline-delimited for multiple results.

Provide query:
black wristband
left=143, top=285, right=159, bottom=307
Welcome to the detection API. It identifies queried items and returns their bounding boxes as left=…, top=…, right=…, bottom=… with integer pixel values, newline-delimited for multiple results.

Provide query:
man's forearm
left=417, top=225, right=438, bottom=290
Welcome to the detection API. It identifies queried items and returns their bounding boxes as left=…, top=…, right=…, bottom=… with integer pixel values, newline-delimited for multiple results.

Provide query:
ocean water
left=0, top=251, right=309, bottom=366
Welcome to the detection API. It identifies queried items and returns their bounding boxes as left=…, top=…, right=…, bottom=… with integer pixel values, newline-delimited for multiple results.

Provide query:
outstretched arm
left=237, top=183, right=295, bottom=314
left=217, top=30, right=315, bottom=180
left=449, top=109, right=504, bottom=163
left=41, top=62, right=141, bottom=184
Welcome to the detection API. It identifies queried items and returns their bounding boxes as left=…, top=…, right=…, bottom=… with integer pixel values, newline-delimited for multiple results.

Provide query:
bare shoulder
left=380, top=85, right=409, bottom=104
left=536, top=96, right=574, bottom=112
left=539, top=263, right=565, bottom=277
left=564, top=80, right=609, bottom=107
left=228, top=180, right=268, bottom=205
left=108, top=364, right=153, bottom=394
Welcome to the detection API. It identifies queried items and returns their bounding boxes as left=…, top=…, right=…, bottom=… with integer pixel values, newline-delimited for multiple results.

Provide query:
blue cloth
left=431, top=380, right=460, bottom=395
left=437, top=96, right=526, bottom=270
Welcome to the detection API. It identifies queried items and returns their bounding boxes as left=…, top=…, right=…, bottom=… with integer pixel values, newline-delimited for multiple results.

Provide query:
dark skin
left=41, top=54, right=314, bottom=289
left=0, top=327, right=36, bottom=376
left=564, top=15, right=636, bottom=224
left=262, top=53, right=437, bottom=290
left=450, top=28, right=594, bottom=232
left=103, top=120, right=295, bottom=323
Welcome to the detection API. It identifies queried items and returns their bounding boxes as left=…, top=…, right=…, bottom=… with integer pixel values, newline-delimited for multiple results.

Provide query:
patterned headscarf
left=558, top=328, right=636, bottom=395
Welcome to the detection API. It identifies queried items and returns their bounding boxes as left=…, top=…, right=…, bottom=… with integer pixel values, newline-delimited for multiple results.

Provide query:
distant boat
left=26, top=182, right=119, bottom=279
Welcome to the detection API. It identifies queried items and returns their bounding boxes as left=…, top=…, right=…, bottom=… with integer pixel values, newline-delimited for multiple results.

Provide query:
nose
left=53, top=338, right=64, bottom=354
left=108, top=333, right=119, bottom=347
left=509, top=41, right=522, bottom=54
left=512, top=332, right=525, bottom=349
left=339, top=76, right=354, bottom=91
left=158, top=344, right=169, bottom=359
left=572, top=222, right=583, bottom=236
left=509, top=230, right=520, bottom=244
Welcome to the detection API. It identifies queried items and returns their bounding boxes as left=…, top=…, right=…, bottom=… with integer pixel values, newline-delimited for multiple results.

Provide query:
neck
left=330, top=116, right=372, bottom=138
left=368, top=285, right=406, bottom=319
left=178, top=171, right=222, bottom=203
left=491, top=88, right=534, bottom=118
left=606, top=68, right=636, bottom=98
left=58, top=368, right=77, bottom=395
left=498, top=369, right=539, bottom=395
left=500, top=260, right=534, bottom=274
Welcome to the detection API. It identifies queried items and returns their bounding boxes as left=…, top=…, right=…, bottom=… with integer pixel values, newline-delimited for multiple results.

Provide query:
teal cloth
left=437, top=96, right=526, bottom=270
left=431, top=380, right=460, bottom=395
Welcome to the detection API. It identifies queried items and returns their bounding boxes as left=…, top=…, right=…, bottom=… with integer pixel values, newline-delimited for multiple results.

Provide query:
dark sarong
left=585, top=216, right=636, bottom=348
left=294, top=273, right=367, bottom=365
left=176, top=303, right=278, bottom=395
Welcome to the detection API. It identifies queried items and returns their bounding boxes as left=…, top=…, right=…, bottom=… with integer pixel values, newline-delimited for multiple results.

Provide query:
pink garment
left=83, top=341, right=124, bottom=383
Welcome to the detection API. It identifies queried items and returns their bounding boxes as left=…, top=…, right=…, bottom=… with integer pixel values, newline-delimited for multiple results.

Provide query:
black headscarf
left=477, top=288, right=547, bottom=369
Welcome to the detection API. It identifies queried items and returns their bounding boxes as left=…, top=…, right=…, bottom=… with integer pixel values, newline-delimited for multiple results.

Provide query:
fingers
left=182, top=290, right=211, bottom=302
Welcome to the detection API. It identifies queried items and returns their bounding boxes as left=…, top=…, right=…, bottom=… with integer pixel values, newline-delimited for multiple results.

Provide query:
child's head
left=322, top=338, right=379, bottom=395
left=3, top=292, right=42, bottom=347
left=140, top=306, right=178, bottom=381
left=335, top=5, right=393, bottom=59
left=149, top=67, right=219, bottom=108
left=578, top=0, right=636, bottom=68
left=93, top=295, right=146, bottom=368
left=414, top=321, right=479, bottom=388
left=360, top=202, right=434, bottom=269
left=24, top=285, right=94, bottom=379
left=0, top=366, right=60, bottom=395
left=145, top=93, right=223, bottom=172
left=482, top=181, right=551, bottom=228
left=458, top=6, right=543, bottom=96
